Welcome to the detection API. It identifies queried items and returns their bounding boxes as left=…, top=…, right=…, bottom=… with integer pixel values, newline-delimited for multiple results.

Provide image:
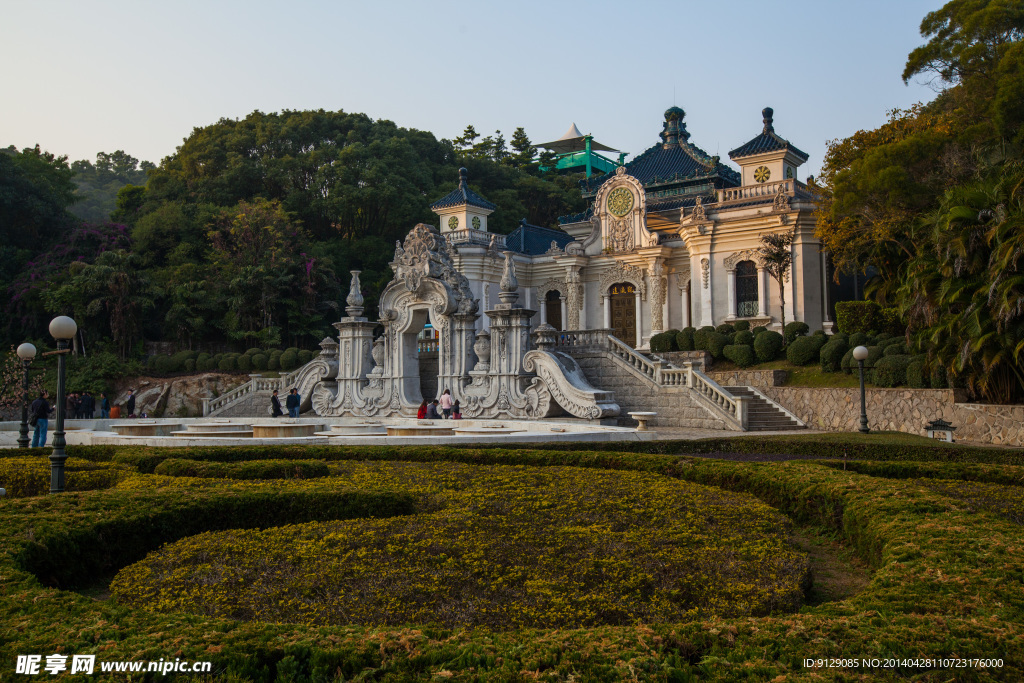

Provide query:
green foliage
left=0, top=457, right=128, bottom=497
left=693, top=326, right=716, bottom=352
left=865, top=345, right=885, bottom=374
left=930, top=362, right=949, bottom=389
left=753, top=330, right=784, bottom=362
left=217, top=354, right=237, bottom=372
left=279, top=348, right=300, bottom=371
left=297, top=349, right=314, bottom=365
left=183, top=359, right=196, bottom=373
left=268, top=349, right=282, bottom=371
left=785, top=334, right=826, bottom=366
left=819, top=337, right=850, bottom=373
left=675, top=327, right=696, bottom=352
left=883, top=342, right=908, bottom=356
left=751, top=325, right=766, bottom=335
left=715, top=323, right=735, bottom=335
left=907, top=355, right=929, bottom=388
left=835, top=301, right=881, bottom=334
left=783, top=321, right=810, bottom=344
left=734, top=330, right=754, bottom=346
left=848, top=332, right=870, bottom=348
left=649, top=332, right=677, bottom=353
left=70, top=151, right=153, bottom=224
left=874, top=354, right=913, bottom=387
left=841, top=348, right=855, bottom=374
left=733, top=320, right=751, bottom=332
left=236, top=354, right=252, bottom=373
left=252, top=353, right=268, bottom=371
left=154, top=458, right=329, bottom=480
left=723, top=344, right=756, bottom=368
left=0, top=145, right=78, bottom=253
left=706, top=332, right=729, bottom=359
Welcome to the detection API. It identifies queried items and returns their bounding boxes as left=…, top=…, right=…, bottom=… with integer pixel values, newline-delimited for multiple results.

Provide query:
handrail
left=606, top=335, right=658, bottom=382
left=444, top=229, right=506, bottom=249
left=717, top=179, right=796, bottom=203
left=686, top=363, right=746, bottom=428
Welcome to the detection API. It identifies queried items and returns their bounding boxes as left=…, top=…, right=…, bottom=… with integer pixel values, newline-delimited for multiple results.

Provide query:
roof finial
left=458, top=166, right=468, bottom=185
left=762, top=107, right=774, bottom=134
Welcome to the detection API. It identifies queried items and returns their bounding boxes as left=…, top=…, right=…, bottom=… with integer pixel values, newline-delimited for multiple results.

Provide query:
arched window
left=736, top=260, right=759, bottom=317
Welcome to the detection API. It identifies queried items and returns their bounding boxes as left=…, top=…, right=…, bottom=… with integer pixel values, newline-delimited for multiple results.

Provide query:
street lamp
left=16, top=343, right=37, bottom=448
left=48, top=316, right=77, bottom=494
left=853, top=345, right=870, bottom=434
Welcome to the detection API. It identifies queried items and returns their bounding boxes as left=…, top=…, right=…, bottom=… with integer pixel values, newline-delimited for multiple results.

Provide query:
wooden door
left=610, top=283, right=636, bottom=347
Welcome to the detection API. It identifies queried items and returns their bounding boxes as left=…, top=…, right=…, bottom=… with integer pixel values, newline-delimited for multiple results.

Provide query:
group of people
left=26, top=388, right=126, bottom=447
left=270, top=388, right=302, bottom=418
left=417, top=388, right=461, bottom=420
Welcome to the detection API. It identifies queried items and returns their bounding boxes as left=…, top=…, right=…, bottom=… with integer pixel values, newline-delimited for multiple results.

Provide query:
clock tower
left=728, top=108, right=809, bottom=186
left=430, top=167, right=497, bottom=235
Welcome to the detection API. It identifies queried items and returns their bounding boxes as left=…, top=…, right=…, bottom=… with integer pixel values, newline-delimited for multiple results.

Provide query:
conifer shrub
left=819, top=337, right=849, bottom=372
left=154, top=355, right=175, bottom=374
left=707, top=332, right=730, bottom=359
left=650, top=332, right=677, bottom=353
left=751, top=325, right=766, bottom=336
left=848, top=332, right=869, bottom=348
left=218, top=355, right=237, bottom=372
left=723, top=344, right=755, bottom=368
left=236, top=354, right=252, bottom=373
left=252, top=353, right=268, bottom=371
left=753, top=330, right=784, bottom=362
left=883, top=342, right=908, bottom=356
left=874, top=354, right=912, bottom=387
left=693, top=326, right=716, bottom=351
left=715, top=323, right=735, bottom=335
left=864, top=346, right=885, bottom=380
left=297, top=349, right=314, bottom=365
left=835, top=300, right=881, bottom=334
left=675, top=327, right=696, bottom=351
left=841, top=348, right=854, bottom=374
left=785, top=335, right=826, bottom=366
left=280, top=348, right=299, bottom=371
left=196, top=353, right=211, bottom=371
left=183, top=359, right=196, bottom=372
left=783, top=321, right=810, bottom=344
left=733, top=320, right=750, bottom=332
left=268, top=350, right=282, bottom=371
left=245, top=348, right=261, bottom=357
left=734, top=330, right=754, bottom=346
left=907, top=356, right=928, bottom=388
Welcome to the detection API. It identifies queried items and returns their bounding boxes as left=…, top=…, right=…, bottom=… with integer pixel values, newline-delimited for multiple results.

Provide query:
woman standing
left=439, top=388, right=453, bottom=419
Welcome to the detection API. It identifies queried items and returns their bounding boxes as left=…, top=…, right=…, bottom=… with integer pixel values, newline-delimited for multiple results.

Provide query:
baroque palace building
left=433, top=107, right=833, bottom=349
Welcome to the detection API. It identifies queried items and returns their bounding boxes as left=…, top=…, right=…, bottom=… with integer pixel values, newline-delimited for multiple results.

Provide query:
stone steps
left=724, top=386, right=806, bottom=431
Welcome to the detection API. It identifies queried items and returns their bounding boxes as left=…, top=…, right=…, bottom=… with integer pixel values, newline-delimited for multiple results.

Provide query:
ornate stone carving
left=609, top=218, right=634, bottom=252
left=498, top=251, right=519, bottom=306
left=691, top=196, right=707, bottom=223
left=599, top=261, right=647, bottom=300
left=473, top=331, right=491, bottom=372
left=649, top=260, right=666, bottom=331
left=546, top=240, right=563, bottom=255
left=390, top=223, right=478, bottom=316
left=345, top=270, right=364, bottom=318
left=564, top=241, right=585, bottom=256
left=538, top=278, right=567, bottom=299
left=773, top=184, right=791, bottom=212
left=371, top=335, right=384, bottom=367
left=593, top=170, right=653, bottom=254
left=701, top=258, right=710, bottom=289
left=565, top=266, right=583, bottom=330
left=723, top=249, right=764, bottom=270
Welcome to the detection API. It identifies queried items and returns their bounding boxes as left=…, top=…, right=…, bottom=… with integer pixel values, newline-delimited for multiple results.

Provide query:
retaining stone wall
left=761, top=386, right=1024, bottom=446
left=706, top=369, right=787, bottom=388
left=572, top=352, right=729, bottom=430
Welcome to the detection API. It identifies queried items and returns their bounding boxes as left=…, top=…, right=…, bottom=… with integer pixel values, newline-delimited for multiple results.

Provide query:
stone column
left=603, top=295, right=611, bottom=328
left=785, top=249, right=797, bottom=325
left=560, top=297, right=567, bottom=329
left=634, top=290, right=643, bottom=348
left=821, top=250, right=834, bottom=332
left=647, top=258, right=665, bottom=335
left=539, top=299, right=547, bottom=325
left=680, top=280, right=691, bottom=328
left=726, top=268, right=737, bottom=320
left=757, top=266, right=768, bottom=317
left=699, top=257, right=713, bottom=327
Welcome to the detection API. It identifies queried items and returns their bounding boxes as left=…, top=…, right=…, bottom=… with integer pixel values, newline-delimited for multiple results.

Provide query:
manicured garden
left=2, top=436, right=1022, bottom=680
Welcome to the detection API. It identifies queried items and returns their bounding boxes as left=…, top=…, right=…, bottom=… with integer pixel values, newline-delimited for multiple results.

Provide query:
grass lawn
left=711, top=358, right=870, bottom=388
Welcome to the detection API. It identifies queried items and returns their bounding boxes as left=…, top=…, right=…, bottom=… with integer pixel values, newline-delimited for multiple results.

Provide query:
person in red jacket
left=416, top=400, right=428, bottom=419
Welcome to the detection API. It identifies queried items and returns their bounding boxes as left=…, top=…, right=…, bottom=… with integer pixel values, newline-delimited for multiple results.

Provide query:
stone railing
left=418, top=339, right=439, bottom=353
left=717, top=179, right=798, bottom=203
left=203, top=374, right=265, bottom=415
left=444, top=229, right=506, bottom=249
left=555, top=329, right=747, bottom=429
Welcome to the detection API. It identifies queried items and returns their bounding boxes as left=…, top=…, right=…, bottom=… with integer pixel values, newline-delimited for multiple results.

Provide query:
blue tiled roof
left=557, top=206, right=593, bottom=225
left=582, top=141, right=740, bottom=195
left=429, top=167, right=497, bottom=211
left=505, top=220, right=575, bottom=255
left=728, top=108, right=808, bottom=161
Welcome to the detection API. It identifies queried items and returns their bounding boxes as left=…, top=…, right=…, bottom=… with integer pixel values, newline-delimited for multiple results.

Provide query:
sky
left=1, top=0, right=946, bottom=178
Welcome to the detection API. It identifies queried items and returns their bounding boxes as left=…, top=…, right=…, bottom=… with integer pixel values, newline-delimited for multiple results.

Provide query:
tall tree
left=758, top=232, right=794, bottom=340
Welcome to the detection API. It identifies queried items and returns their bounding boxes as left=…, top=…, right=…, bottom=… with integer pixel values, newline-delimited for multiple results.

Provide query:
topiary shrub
left=875, top=332, right=891, bottom=343
left=819, top=337, right=849, bottom=373
left=183, top=359, right=196, bottom=373
left=650, top=332, right=677, bottom=353
left=236, top=354, right=252, bottom=373
left=245, top=348, right=261, bottom=357
left=865, top=346, right=884, bottom=379
left=218, top=355, right=237, bottom=372
left=907, top=356, right=928, bottom=388
left=268, top=350, right=281, bottom=371
left=841, top=348, right=855, bottom=374
left=715, top=323, right=735, bottom=335
left=835, top=300, right=881, bottom=334
left=733, top=320, right=750, bottom=332
left=783, top=321, right=810, bottom=345
left=751, top=325, right=766, bottom=336
left=675, top=328, right=696, bottom=352
left=735, top=330, right=754, bottom=346
left=848, top=332, right=869, bottom=348
left=786, top=335, right=826, bottom=366
left=880, top=307, right=905, bottom=336
left=693, top=326, right=716, bottom=352
left=753, top=330, right=784, bottom=363
left=279, top=348, right=299, bottom=371
left=883, top=342, right=908, bottom=356
left=930, top=363, right=948, bottom=389
left=252, top=353, right=268, bottom=371
left=297, top=349, right=314, bottom=365
left=874, top=354, right=912, bottom=387
left=154, top=355, right=174, bottom=374
left=706, top=332, right=730, bottom=359
left=723, top=344, right=755, bottom=368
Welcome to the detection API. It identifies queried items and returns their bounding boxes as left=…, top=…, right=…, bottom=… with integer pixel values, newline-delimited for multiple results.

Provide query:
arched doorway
left=736, top=260, right=759, bottom=318
left=609, top=282, right=637, bottom=347
left=545, top=290, right=563, bottom=331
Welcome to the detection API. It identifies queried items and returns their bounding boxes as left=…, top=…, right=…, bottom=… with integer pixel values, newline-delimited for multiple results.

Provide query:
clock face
left=448, top=216, right=459, bottom=230
left=472, top=216, right=481, bottom=230
left=754, top=166, right=771, bottom=183
left=607, top=187, right=634, bottom=217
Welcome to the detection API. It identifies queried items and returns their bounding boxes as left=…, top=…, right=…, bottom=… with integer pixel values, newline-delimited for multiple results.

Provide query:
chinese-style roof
left=537, top=123, right=619, bottom=154
left=505, top=220, right=575, bottom=255
left=581, top=108, right=740, bottom=194
left=430, top=167, right=498, bottom=211
left=728, top=108, right=809, bottom=161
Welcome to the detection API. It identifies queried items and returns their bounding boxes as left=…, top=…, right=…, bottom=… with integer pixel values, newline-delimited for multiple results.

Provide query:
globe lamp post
left=48, top=316, right=77, bottom=493
left=853, top=345, right=870, bottom=434
left=16, top=343, right=37, bottom=448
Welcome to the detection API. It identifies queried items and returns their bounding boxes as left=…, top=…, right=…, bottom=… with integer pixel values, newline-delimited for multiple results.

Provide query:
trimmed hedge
left=848, top=332, right=869, bottom=348
left=675, top=327, right=696, bottom=351
left=733, top=320, right=750, bottom=332
left=0, top=457, right=128, bottom=497
left=706, top=332, right=730, bottom=359
left=930, top=362, right=949, bottom=389
left=297, top=349, right=314, bottom=365
left=715, top=323, right=735, bottom=335
left=874, top=354, right=912, bottom=387
left=734, top=330, right=754, bottom=346
left=819, top=337, right=849, bottom=373
left=906, top=356, right=928, bottom=388
left=649, top=331, right=677, bottom=353
left=785, top=334, right=825, bottom=366
left=783, top=321, right=809, bottom=344
left=723, top=344, right=755, bottom=367
left=835, top=300, right=881, bottom=334
left=753, top=330, right=784, bottom=362
left=154, top=458, right=330, bottom=479
left=693, top=326, right=716, bottom=352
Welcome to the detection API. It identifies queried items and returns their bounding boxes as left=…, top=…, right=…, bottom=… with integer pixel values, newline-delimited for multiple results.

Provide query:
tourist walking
left=100, top=393, right=111, bottom=419
left=125, top=389, right=136, bottom=418
left=271, top=390, right=283, bottom=417
left=417, top=399, right=428, bottom=419
left=30, top=391, right=50, bottom=448
left=286, top=388, right=300, bottom=418
left=452, top=399, right=461, bottom=420
left=440, top=389, right=453, bottom=419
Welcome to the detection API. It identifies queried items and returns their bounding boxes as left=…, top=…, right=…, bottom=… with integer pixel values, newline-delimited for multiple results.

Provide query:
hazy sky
left=2, top=0, right=945, bottom=177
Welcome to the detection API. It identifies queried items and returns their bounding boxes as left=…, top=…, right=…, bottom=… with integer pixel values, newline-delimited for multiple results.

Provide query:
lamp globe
left=49, top=316, right=77, bottom=341
left=16, top=343, right=37, bottom=361
left=852, top=345, right=869, bottom=362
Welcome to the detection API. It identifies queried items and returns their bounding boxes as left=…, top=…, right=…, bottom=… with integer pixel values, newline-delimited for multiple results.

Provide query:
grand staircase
left=723, top=386, right=806, bottom=431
